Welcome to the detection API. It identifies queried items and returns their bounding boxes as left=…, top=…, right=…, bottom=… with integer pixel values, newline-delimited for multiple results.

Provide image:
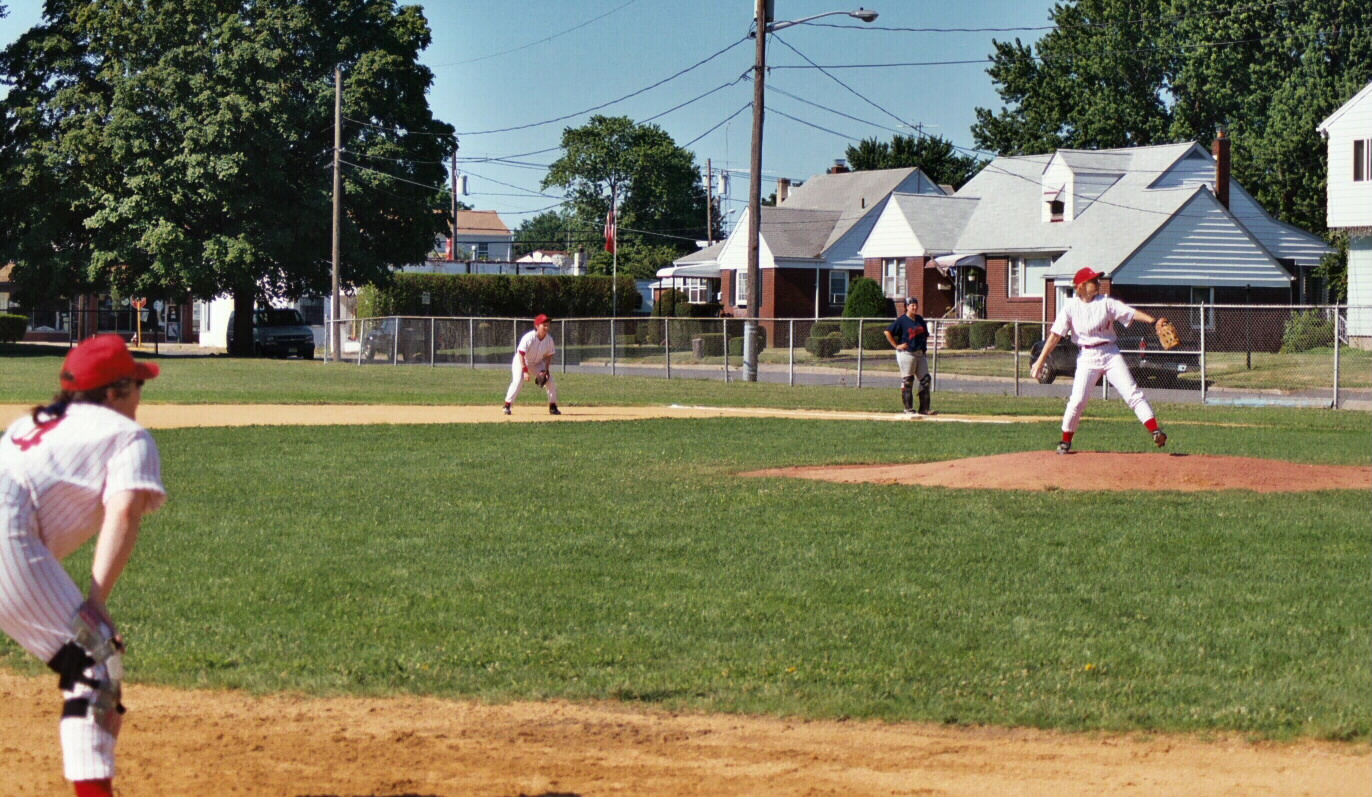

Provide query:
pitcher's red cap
left=1073, top=268, right=1105, bottom=286
left=533, top=314, right=550, bottom=326
left=60, top=334, right=161, bottom=392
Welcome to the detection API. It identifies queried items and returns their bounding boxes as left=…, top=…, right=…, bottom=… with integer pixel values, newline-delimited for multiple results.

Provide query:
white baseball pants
left=505, top=364, right=558, bottom=404
left=1061, top=347, right=1155, bottom=433
left=0, top=509, right=118, bottom=781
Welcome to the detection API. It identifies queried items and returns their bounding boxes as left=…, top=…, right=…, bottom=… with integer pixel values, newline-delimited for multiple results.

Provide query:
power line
left=430, top=0, right=644, bottom=67
left=682, top=102, right=751, bottom=148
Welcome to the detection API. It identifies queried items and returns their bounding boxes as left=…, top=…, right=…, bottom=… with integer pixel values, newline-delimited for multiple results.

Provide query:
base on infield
left=744, top=451, right=1372, bottom=492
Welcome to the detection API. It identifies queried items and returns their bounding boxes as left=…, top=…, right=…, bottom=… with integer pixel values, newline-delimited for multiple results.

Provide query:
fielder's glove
left=1155, top=317, right=1181, bottom=350
left=534, top=370, right=549, bottom=387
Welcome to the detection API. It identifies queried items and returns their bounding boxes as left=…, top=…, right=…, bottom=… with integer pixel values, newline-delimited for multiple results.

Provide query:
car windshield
left=255, top=309, right=306, bottom=327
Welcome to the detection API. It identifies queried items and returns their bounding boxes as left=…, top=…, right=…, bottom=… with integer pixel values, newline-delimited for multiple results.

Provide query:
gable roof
left=1318, top=80, right=1372, bottom=135
left=779, top=167, right=940, bottom=251
left=887, top=193, right=979, bottom=253
left=759, top=208, right=844, bottom=260
left=455, top=210, right=511, bottom=236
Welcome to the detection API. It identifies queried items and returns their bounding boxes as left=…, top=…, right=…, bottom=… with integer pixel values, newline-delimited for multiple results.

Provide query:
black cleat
left=1056, top=440, right=1071, bottom=455
left=1152, top=429, right=1167, bottom=448
left=502, top=404, right=512, bottom=415
left=549, top=404, right=561, bottom=415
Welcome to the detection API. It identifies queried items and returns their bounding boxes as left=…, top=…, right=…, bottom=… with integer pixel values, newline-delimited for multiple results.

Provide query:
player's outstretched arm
left=1030, top=332, right=1063, bottom=380
left=89, top=490, right=151, bottom=607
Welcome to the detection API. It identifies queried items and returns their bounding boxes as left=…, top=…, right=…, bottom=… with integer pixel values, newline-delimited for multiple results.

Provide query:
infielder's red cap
left=1073, top=267, right=1105, bottom=286
left=533, top=314, right=550, bottom=326
left=61, top=334, right=161, bottom=392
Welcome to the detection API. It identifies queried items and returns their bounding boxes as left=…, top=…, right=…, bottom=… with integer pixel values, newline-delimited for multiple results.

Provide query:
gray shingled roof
left=781, top=167, right=932, bottom=250
left=759, top=207, right=844, bottom=260
left=888, top=194, right=979, bottom=253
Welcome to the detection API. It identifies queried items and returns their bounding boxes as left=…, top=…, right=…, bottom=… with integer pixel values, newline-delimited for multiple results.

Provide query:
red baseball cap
left=1073, top=267, right=1105, bottom=286
left=533, top=314, right=550, bottom=326
left=60, top=334, right=161, bottom=392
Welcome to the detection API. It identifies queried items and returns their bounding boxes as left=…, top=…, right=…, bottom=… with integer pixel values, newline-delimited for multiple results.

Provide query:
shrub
left=691, top=333, right=726, bottom=357
left=969, top=321, right=1006, bottom=349
left=859, top=322, right=891, bottom=350
left=994, top=323, right=1043, bottom=351
left=0, top=314, right=26, bottom=343
left=944, top=324, right=971, bottom=349
left=1280, top=310, right=1335, bottom=353
left=810, top=320, right=842, bottom=340
left=361, top=273, right=638, bottom=318
left=805, top=334, right=843, bottom=358
left=726, top=324, right=767, bottom=357
left=841, top=278, right=891, bottom=344
left=653, top=289, right=690, bottom=318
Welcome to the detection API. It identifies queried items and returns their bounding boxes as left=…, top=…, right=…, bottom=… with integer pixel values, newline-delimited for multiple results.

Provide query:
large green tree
left=0, top=0, right=454, bottom=353
left=845, top=134, right=986, bottom=190
left=971, top=0, right=1372, bottom=234
left=513, top=210, right=576, bottom=257
left=542, top=115, right=718, bottom=281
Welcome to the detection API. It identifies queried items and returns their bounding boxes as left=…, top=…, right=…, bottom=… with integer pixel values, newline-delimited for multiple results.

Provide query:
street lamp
left=742, top=3, right=878, bottom=382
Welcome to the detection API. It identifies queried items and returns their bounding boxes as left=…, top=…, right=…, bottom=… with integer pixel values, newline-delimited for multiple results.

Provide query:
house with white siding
left=860, top=137, right=1331, bottom=326
left=1319, top=80, right=1372, bottom=349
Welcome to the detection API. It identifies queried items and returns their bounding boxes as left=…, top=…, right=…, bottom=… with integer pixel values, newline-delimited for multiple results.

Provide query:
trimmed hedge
left=727, top=324, right=767, bottom=357
left=0, top=314, right=27, bottom=343
left=806, top=333, right=843, bottom=358
left=359, top=272, right=641, bottom=319
left=994, top=323, right=1044, bottom=351
left=1280, top=310, right=1334, bottom=353
left=969, top=321, right=1006, bottom=349
left=944, top=324, right=971, bottom=349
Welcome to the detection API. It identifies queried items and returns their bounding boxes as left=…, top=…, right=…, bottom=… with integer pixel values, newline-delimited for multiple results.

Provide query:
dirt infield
left=0, top=403, right=1367, bottom=795
left=1, top=671, right=1367, bottom=797
left=745, top=451, right=1372, bottom=493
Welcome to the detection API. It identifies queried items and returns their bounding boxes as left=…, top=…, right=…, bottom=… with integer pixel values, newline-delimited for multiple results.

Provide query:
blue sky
left=1, top=1, right=1059, bottom=236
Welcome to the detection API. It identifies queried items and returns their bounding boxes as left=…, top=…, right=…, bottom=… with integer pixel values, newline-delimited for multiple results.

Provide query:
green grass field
left=1, top=345, right=1368, bottom=741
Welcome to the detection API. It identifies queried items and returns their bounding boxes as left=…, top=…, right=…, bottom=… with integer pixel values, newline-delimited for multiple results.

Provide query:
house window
left=734, top=268, right=748, bottom=307
left=684, top=278, right=709, bottom=303
left=881, top=258, right=906, bottom=298
left=476, top=242, right=490, bottom=260
left=1049, top=199, right=1065, bottom=221
left=1009, top=256, right=1051, bottom=298
left=1355, top=139, right=1370, bottom=182
left=829, top=270, right=849, bottom=306
left=1189, top=286, right=1215, bottom=330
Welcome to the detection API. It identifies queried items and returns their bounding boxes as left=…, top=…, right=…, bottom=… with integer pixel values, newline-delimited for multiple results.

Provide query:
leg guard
left=49, top=614, right=124, bottom=781
left=900, top=376, right=914, bottom=411
left=917, top=374, right=932, bottom=414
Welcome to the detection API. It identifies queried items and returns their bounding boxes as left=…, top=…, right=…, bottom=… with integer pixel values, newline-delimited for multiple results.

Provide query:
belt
left=1078, top=342, right=1114, bottom=349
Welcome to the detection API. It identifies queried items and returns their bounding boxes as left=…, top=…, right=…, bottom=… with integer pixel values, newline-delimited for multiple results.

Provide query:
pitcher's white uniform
left=0, top=403, right=166, bottom=781
left=505, top=327, right=557, bottom=404
left=1051, top=294, right=1156, bottom=433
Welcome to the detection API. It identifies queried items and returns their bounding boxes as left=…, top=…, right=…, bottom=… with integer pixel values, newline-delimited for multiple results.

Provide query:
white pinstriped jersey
left=513, top=329, right=555, bottom=370
left=1050, top=295, right=1138, bottom=348
left=1, top=403, right=166, bottom=561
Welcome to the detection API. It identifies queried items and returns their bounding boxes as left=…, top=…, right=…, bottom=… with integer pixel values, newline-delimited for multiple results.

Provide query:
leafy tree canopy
left=971, top=0, right=1372, bottom=233
left=0, top=0, right=454, bottom=316
left=542, top=115, right=719, bottom=272
left=514, top=210, right=577, bottom=257
left=846, top=134, right=986, bottom=189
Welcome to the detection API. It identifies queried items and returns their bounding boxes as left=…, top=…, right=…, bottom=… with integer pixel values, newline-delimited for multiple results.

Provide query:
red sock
left=1062, top=431, right=1074, bottom=444
left=1144, top=418, right=1159, bottom=433
left=74, top=780, right=114, bottom=797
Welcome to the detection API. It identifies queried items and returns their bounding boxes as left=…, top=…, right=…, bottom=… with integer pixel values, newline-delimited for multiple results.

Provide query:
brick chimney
left=829, top=159, right=849, bottom=175
left=777, top=177, right=791, bottom=204
left=1212, top=129, right=1230, bottom=209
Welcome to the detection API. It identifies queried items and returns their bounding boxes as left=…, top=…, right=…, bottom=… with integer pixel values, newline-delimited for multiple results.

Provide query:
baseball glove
left=1155, top=317, right=1181, bottom=350
left=534, top=370, right=549, bottom=387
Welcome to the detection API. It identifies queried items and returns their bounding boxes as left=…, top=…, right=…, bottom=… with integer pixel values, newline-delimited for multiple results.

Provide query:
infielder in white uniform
left=1030, top=268, right=1168, bottom=455
left=503, top=313, right=560, bottom=415
left=0, top=334, right=166, bottom=797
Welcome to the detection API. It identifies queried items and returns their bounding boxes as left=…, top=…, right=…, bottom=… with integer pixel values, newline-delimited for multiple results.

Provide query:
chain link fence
left=328, top=304, right=1371, bottom=409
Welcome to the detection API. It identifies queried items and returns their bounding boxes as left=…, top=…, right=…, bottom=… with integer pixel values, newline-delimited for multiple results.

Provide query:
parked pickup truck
left=226, top=309, right=315, bottom=359
left=1030, top=332, right=1199, bottom=387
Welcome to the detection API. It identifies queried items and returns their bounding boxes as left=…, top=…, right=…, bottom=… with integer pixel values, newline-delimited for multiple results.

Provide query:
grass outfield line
left=0, top=349, right=1368, bottom=740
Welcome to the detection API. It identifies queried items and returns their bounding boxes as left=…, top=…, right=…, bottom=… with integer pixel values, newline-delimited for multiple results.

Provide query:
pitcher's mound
left=744, top=452, right=1372, bottom=492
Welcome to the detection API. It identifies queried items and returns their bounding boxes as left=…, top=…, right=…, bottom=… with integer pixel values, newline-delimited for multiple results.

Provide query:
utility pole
left=706, top=159, right=715, bottom=246
left=744, top=0, right=769, bottom=382
left=451, top=144, right=459, bottom=262
left=331, top=67, right=342, bottom=363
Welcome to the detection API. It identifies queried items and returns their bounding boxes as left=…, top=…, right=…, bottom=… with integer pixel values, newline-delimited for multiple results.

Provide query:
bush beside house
left=0, top=314, right=27, bottom=343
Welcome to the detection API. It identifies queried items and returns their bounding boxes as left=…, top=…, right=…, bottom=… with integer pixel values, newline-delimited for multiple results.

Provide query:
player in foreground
left=884, top=296, right=933, bottom=415
left=0, top=335, right=167, bottom=797
left=1030, top=268, right=1170, bottom=454
left=504, top=313, right=560, bottom=415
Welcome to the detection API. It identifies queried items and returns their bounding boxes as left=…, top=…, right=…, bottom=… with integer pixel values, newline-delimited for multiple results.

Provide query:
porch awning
left=655, top=263, right=721, bottom=279
left=926, top=253, right=986, bottom=276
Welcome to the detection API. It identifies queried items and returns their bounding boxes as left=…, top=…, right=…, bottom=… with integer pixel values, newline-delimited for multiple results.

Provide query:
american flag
left=603, top=204, right=617, bottom=254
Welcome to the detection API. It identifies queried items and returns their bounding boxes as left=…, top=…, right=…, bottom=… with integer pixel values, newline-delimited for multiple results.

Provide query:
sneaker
left=502, top=405, right=511, bottom=415
left=903, top=408, right=918, bottom=415
left=1152, top=429, right=1167, bottom=448
left=1056, top=440, right=1071, bottom=455
left=549, top=405, right=561, bottom=416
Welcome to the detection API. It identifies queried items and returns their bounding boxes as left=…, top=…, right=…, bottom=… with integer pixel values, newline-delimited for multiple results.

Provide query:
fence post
left=468, top=318, right=475, bottom=368
left=561, top=319, right=567, bottom=374
left=611, top=318, right=617, bottom=376
left=931, top=319, right=939, bottom=391
left=1334, top=308, right=1342, bottom=409
left=665, top=317, right=672, bottom=379
left=788, top=319, right=795, bottom=387
left=430, top=317, right=436, bottom=366
left=857, top=319, right=864, bottom=389
left=1013, top=320, right=1020, bottom=397
left=391, top=317, right=398, bottom=365
left=1199, top=305, right=1207, bottom=405
left=723, top=318, right=730, bottom=382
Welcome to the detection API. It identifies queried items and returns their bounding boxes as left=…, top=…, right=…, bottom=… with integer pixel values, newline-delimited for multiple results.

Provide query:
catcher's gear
left=1155, top=317, right=1180, bottom=350
left=533, top=370, right=549, bottom=387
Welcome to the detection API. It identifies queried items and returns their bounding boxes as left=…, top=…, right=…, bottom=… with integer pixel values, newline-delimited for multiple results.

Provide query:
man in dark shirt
left=884, top=296, right=933, bottom=415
